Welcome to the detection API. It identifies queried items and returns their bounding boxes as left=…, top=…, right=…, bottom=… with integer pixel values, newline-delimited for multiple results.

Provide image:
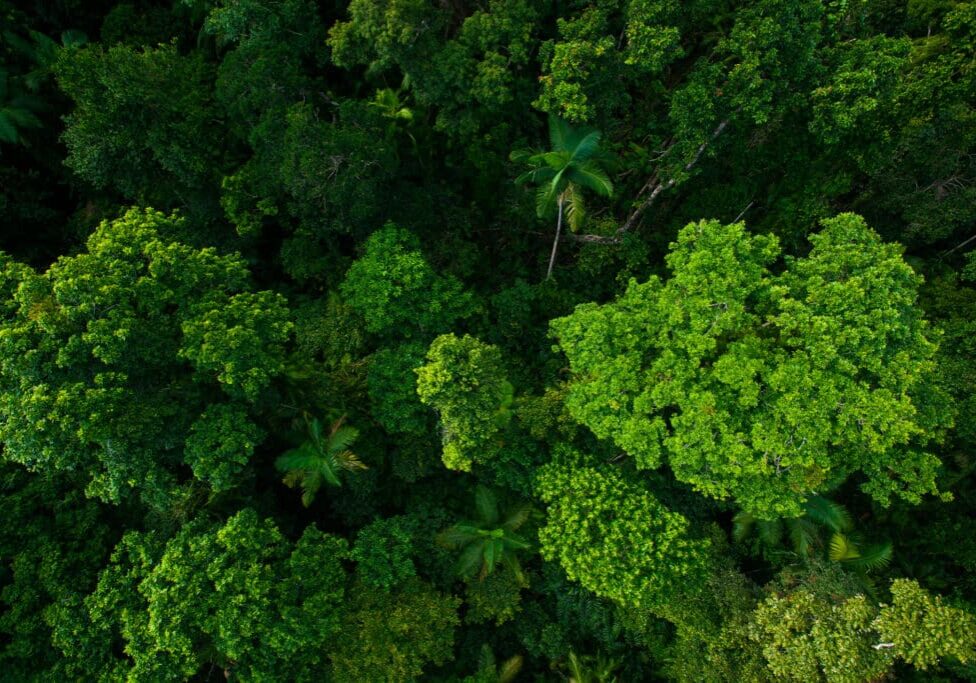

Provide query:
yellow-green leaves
left=535, top=447, right=711, bottom=609
left=876, top=578, right=976, bottom=670
left=417, top=334, right=513, bottom=471
left=551, top=215, right=948, bottom=518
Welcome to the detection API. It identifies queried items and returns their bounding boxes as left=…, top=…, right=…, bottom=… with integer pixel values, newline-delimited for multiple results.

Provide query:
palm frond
left=498, top=654, right=524, bottom=683
left=335, top=449, right=367, bottom=471
left=757, top=519, right=784, bottom=548
left=536, top=183, right=559, bottom=218
left=328, top=421, right=359, bottom=452
left=275, top=444, right=320, bottom=473
left=502, top=502, right=532, bottom=531
left=565, top=184, right=587, bottom=232
left=457, top=540, right=486, bottom=580
left=732, top=511, right=756, bottom=543
left=501, top=531, right=532, bottom=552
left=437, top=524, right=482, bottom=548
left=829, top=532, right=860, bottom=562
left=515, top=166, right=556, bottom=185
left=509, top=147, right=536, bottom=164
left=570, top=130, right=603, bottom=163
left=475, top=485, right=499, bottom=526
left=567, top=162, right=614, bottom=197
left=843, top=542, right=893, bottom=573
left=548, top=114, right=573, bottom=152
left=502, top=553, right=526, bottom=585
left=803, top=495, right=853, bottom=533
left=789, top=517, right=819, bottom=556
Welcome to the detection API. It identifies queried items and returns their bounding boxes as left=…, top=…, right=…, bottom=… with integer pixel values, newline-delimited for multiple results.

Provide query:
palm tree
left=733, top=494, right=893, bottom=573
left=275, top=414, right=366, bottom=506
left=511, top=115, right=613, bottom=279
left=437, top=485, right=532, bottom=582
left=557, top=650, right=622, bottom=683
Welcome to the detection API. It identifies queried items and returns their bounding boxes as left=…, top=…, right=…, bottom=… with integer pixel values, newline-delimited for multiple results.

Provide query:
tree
left=350, top=516, right=417, bottom=591
left=437, top=485, right=532, bottom=582
left=551, top=214, right=951, bottom=518
left=535, top=447, right=712, bottom=609
left=329, top=578, right=461, bottom=682
left=276, top=414, right=367, bottom=506
left=875, top=578, right=976, bottom=670
left=54, top=44, right=221, bottom=211
left=82, top=509, right=349, bottom=681
left=0, top=208, right=292, bottom=505
left=511, top=115, right=613, bottom=278
left=340, top=224, right=475, bottom=339
left=416, top=334, right=514, bottom=471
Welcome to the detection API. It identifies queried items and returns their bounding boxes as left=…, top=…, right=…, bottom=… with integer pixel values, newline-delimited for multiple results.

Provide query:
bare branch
left=570, top=120, right=729, bottom=246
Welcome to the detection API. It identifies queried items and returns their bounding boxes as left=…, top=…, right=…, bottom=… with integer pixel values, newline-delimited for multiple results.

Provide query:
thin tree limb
left=569, top=119, right=729, bottom=245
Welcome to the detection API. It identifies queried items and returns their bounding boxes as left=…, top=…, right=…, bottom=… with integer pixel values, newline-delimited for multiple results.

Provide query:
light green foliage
left=416, top=334, right=514, bottom=471
left=179, top=289, right=291, bottom=402
left=86, top=509, right=348, bottom=681
left=55, top=43, right=219, bottom=206
left=551, top=214, right=949, bottom=518
left=0, top=208, right=290, bottom=503
left=875, top=578, right=976, bottom=670
left=330, top=578, right=461, bottom=682
left=367, top=342, right=432, bottom=435
left=340, top=224, right=475, bottom=338
left=351, top=516, right=417, bottom=591
left=743, top=572, right=976, bottom=680
left=749, top=590, right=890, bottom=682
left=535, top=447, right=711, bottom=609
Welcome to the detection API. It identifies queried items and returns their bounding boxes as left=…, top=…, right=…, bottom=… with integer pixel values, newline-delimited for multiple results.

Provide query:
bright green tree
left=416, top=334, right=514, bottom=471
left=83, top=509, right=348, bottom=681
left=535, top=447, right=711, bottom=609
left=551, top=214, right=951, bottom=518
left=340, top=224, right=475, bottom=339
left=0, top=208, right=292, bottom=505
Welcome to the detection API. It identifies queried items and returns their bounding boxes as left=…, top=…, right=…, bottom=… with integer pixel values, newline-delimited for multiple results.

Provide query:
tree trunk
left=546, top=196, right=564, bottom=280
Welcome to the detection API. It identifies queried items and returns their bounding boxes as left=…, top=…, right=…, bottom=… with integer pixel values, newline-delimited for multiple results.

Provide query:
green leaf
left=803, top=495, right=853, bottom=533
left=474, top=485, right=499, bottom=526
left=844, top=542, right=892, bottom=572
left=829, top=532, right=860, bottom=562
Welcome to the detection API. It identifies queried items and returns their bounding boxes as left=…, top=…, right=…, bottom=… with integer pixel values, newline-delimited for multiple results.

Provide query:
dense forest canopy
left=1, top=0, right=976, bottom=680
